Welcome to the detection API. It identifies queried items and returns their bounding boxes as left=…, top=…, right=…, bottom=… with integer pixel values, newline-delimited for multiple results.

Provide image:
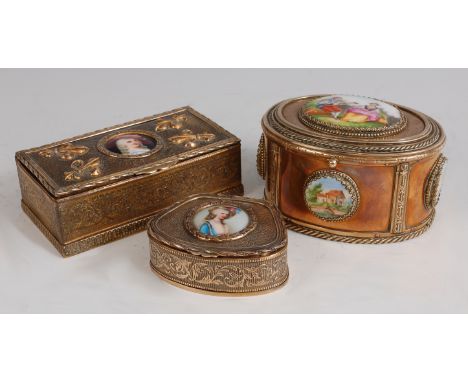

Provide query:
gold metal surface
left=283, top=211, right=435, bottom=244
left=264, top=97, right=445, bottom=161
left=267, top=141, right=281, bottom=206
left=424, top=154, right=447, bottom=210
left=259, top=94, right=446, bottom=243
left=155, top=113, right=188, bottom=131
left=21, top=183, right=244, bottom=257
left=390, top=163, right=410, bottom=233
left=150, top=262, right=288, bottom=297
left=16, top=107, right=244, bottom=256
left=16, top=106, right=240, bottom=197
left=150, top=241, right=288, bottom=295
left=39, top=143, right=90, bottom=160
left=298, top=95, right=408, bottom=138
left=256, top=133, right=266, bottom=179
left=148, top=194, right=288, bottom=295
left=64, top=157, right=101, bottom=181
left=168, top=131, right=216, bottom=148
left=328, top=158, right=337, bottom=168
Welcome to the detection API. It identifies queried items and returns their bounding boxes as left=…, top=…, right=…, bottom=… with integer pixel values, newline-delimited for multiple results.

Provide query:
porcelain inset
left=302, top=95, right=401, bottom=129
left=304, top=170, right=359, bottom=221
left=192, top=205, right=249, bottom=238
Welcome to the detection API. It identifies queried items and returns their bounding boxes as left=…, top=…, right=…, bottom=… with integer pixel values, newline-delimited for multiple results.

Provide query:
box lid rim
left=15, top=107, right=240, bottom=198
left=148, top=194, right=288, bottom=259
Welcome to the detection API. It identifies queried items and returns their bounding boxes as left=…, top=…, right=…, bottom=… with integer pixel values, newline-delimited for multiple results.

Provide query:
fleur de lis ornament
left=168, top=129, right=216, bottom=149
left=64, top=157, right=101, bottom=181
left=39, top=143, right=89, bottom=160
left=155, top=114, right=187, bottom=132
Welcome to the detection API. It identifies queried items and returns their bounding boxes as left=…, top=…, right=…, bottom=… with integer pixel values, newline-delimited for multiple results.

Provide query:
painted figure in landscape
left=199, top=206, right=241, bottom=237
left=303, top=95, right=401, bottom=128
left=305, top=176, right=353, bottom=219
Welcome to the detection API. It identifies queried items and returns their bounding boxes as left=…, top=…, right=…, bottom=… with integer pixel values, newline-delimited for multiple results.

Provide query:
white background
left=1, top=1, right=468, bottom=380
left=1, top=69, right=466, bottom=313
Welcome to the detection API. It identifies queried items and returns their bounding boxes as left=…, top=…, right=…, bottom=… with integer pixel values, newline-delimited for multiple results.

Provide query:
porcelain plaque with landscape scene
left=304, top=170, right=359, bottom=221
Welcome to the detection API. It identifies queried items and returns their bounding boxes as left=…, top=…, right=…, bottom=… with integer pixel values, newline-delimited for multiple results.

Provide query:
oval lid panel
left=299, top=94, right=407, bottom=137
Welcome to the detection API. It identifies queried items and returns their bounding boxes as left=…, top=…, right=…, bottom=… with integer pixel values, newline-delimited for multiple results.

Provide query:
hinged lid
left=148, top=194, right=287, bottom=258
left=148, top=194, right=289, bottom=295
left=262, top=94, right=445, bottom=159
left=299, top=94, right=406, bottom=137
left=15, top=107, right=239, bottom=198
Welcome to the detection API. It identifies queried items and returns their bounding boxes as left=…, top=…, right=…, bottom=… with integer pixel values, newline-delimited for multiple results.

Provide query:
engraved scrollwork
left=151, top=241, right=288, bottom=293
left=38, top=143, right=89, bottom=160
left=61, top=148, right=242, bottom=237
left=65, top=201, right=104, bottom=229
left=64, top=158, right=101, bottom=181
left=424, top=154, right=447, bottom=209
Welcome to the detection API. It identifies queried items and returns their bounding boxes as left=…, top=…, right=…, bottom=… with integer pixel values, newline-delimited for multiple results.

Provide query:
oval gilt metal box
left=15, top=106, right=244, bottom=256
left=148, top=194, right=289, bottom=295
left=258, top=94, right=447, bottom=243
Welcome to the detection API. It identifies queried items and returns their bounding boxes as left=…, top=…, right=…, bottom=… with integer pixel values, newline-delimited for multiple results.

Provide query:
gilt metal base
left=283, top=211, right=435, bottom=244
left=21, top=183, right=244, bottom=257
left=150, top=262, right=288, bottom=297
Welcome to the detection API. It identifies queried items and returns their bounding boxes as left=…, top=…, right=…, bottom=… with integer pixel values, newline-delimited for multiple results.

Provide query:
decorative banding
left=17, top=140, right=241, bottom=198
left=150, top=263, right=288, bottom=297
left=265, top=105, right=443, bottom=154
left=283, top=212, right=435, bottom=244
left=299, top=112, right=407, bottom=137
left=22, top=200, right=155, bottom=257
left=149, top=238, right=289, bottom=295
left=256, top=133, right=266, bottom=179
left=424, top=154, right=447, bottom=210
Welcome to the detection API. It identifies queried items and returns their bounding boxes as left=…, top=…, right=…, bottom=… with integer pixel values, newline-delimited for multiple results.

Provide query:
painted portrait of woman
left=199, top=206, right=238, bottom=236
left=104, top=133, right=157, bottom=156
left=188, top=204, right=254, bottom=240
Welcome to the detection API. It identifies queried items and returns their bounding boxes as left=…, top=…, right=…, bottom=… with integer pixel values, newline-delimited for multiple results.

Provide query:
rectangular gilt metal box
left=15, top=106, right=243, bottom=256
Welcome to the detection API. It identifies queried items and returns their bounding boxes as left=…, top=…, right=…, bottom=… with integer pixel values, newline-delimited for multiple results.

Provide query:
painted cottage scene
left=316, top=190, right=346, bottom=206
left=305, top=175, right=353, bottom=219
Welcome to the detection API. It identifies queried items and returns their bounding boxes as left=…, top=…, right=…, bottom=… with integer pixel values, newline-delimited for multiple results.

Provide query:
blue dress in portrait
left=199, top=221, right=218, bottom=236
